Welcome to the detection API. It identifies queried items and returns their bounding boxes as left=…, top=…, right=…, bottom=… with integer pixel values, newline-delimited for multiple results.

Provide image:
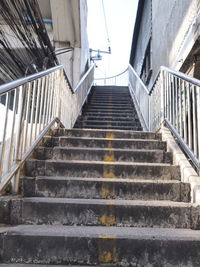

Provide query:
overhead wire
left=101, top=0, right=111, bottom=50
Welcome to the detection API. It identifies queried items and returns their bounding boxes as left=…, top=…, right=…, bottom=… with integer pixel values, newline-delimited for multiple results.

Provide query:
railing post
left=160, top=69, right=165, bottom=124
left=13, top=85, right=25, bottom=194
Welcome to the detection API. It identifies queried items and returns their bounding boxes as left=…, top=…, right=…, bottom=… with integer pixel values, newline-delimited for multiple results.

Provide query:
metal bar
left=0, top=92, right=11, bottom=178
left=165, top=119, right=200, bottom=175
left=44, top=74, right=52, bottom=126
left=183, top=81, right=187, bottom=143
left=179, top=79, right=183, bottom=137
left=197, top=86, right=200, bottom=159
left=29, top=80, right=37, bottom=146
left=192, top=85, right=197, bottom=156
left=34, top=78, right=42, bottom=140
left=23, top=83, right=31, bottom=153
left=42, top=75, right=49, bottom=128
left=38, top=76, right=46, bottom=133
left=187, top=83, right=192, bottom=149
left=0, top=117, right=59, bottom=194
left=0, top=66, right=64, bottom=95
left=7, top=89, right=17, bottom=170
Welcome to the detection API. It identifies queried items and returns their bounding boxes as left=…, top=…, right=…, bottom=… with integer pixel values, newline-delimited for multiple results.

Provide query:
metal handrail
left=0, top=64, right=94, bottom=194
left=0, top=66, right=63, bottom=95
left=94, top=68, right=128, bottom=80
left=94, top=68, right=128, bottom=86
left=128, top=64, right=200, bottom=174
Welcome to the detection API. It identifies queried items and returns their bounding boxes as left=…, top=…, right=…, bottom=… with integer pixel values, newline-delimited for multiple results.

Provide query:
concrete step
left=52, top=128, right=161, bottom=140
left=2, top=225, right=200, bottom=265
left=14, top=198, right=193, bottom=228
left=88, top=101, right=133, bottom=108
left=85, top=109, right=136, bottom=114
left=80, top=113, right=139, bottom=119
left=25, top=159, right=180, bottom=180
left=75, top=120, right=139, bottom=127
left=84, top=104, right=134, bottom=110
left=74, top=125, right=143, bottom=130
left=89, top=99, right=132, bottom=103
left=33, top=147, right=172, bottom=163
left=80, top=116, right=139, bottom=122
left=42, top=136, right=166, bottom=150
left=23, top=176, right=190, bottom=202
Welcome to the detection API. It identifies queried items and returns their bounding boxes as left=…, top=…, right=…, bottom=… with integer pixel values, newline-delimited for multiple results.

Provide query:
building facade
left=0, top=0, right=89, bottom=87
left=130, top=0, right=200, bottom=88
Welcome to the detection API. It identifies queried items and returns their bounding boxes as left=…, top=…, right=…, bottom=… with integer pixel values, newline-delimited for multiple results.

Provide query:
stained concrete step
left=87, top=103, right=134, bottom=108
left=25, top=159, right=180, bottom=180
left=81, top=114, right=137, bottom=119
left=80, top=116, right=139, bottom=122
left=75, top=120, right=139, bottom=127
left=85, top=109, right=136, bottom=114
left=52, top=129, right=161, bottom=140
left=23, top=176, right=190, bottom=202
left=13, top=198, right=194, bottom=228
left=3, top=225, right=200, bottom=266
left=89, top=99, right=132, bottom=103
left=0, top=265, right=69, bottom=267
left=74, top=125, right=142, bottom=130
left=85, top=105, right=134, bottom=110
left=33, top=147, right=172, bottom=163
left=42, top=136, right=166, bottom=150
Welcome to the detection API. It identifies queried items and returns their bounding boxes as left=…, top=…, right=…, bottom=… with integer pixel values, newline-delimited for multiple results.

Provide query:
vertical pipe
left=29, top=81, right=37, bottom=146
left=187, top=83, right=192, bottom=149
left=34, top=78, right=42, bottom=139
left=192, top=85, right=197, bottom=156
left=8, top=89, right=17, bottom=170
left=0, top=92, right=11, bottom=178
left=183, top=81, right=187, bottom=143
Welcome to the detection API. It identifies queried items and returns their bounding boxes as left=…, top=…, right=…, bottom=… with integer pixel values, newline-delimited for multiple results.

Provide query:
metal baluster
left=0, top=92, right=11, bottom=178
left=175, top=76, right=178, bottom=129
left=187, top=83, right=192, bottom=149
left=23, top=83, right=31, bottom=153
left=38, top=76, right=46, bottom=133
left=192, top=85, right=198, bottom=156
left=183, top=81, right=187, bottom=143
left=197, top=86, right=200, bottom=159
left=29, top=81, right=37, bottom=146
left=179, top=79, right=183, bottom=138
left=7, top=89, right=17, bottom=170
left=13, top=85, right=25, bottom=193
left=34, top=78, right=42, bottom=140
left=42, top=75, right=50, bottom=127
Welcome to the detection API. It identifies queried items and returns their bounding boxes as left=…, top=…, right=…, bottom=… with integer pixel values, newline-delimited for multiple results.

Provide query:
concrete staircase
left=0, top=86, right=200, bottom=266
left=75, top=86, right=142, bottom=130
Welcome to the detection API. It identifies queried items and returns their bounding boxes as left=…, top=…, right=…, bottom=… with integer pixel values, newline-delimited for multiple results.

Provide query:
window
left=141, top=39, right=152, bottom=85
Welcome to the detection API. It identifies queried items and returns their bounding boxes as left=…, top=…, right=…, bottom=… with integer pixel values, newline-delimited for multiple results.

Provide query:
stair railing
left=94, top=68, right=128, bottom=86
left=0, top=64, right=94, bottom=193
left=128, top=64, right=200, bottom=174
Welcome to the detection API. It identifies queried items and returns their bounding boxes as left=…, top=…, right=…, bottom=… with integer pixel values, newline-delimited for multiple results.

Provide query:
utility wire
left=101, top=0, right=111, bottom=48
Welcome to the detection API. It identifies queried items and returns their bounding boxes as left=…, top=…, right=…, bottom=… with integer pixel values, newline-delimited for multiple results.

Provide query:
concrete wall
left=133, top=0, right=152, bottom=75
left=49, top=0, right=89, bottom=87
left=131, top=0, right=200, bottom=88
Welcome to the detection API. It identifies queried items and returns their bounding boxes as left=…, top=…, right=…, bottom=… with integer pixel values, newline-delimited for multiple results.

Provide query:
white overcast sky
left=87, top=0, right=139, bottom=78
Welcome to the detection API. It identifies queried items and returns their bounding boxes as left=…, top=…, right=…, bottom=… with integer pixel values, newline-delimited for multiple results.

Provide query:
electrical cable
left=101, top=0, right=111, bottom=50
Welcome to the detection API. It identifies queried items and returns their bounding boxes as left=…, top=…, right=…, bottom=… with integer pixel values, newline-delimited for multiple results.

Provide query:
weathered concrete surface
left=18, top=197, right=192, bottom=228
left=52, top=128, right=161, bottom=140
left=25, top=159, right=180, bottom=180
left=34, top=146, right=172, bottom=163
left=2, top=225, right=200, bottom=266
left=22, top=177, right=190, bottom=202
left=2, top=86, right=197, bottom=265
left=42, top=136, right=167, bottom=150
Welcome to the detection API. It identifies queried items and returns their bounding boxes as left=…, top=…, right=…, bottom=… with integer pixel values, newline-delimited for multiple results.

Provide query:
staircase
left=75, top=86, right=142, bottom=130
left=0, top=86, right=200, bottom=266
